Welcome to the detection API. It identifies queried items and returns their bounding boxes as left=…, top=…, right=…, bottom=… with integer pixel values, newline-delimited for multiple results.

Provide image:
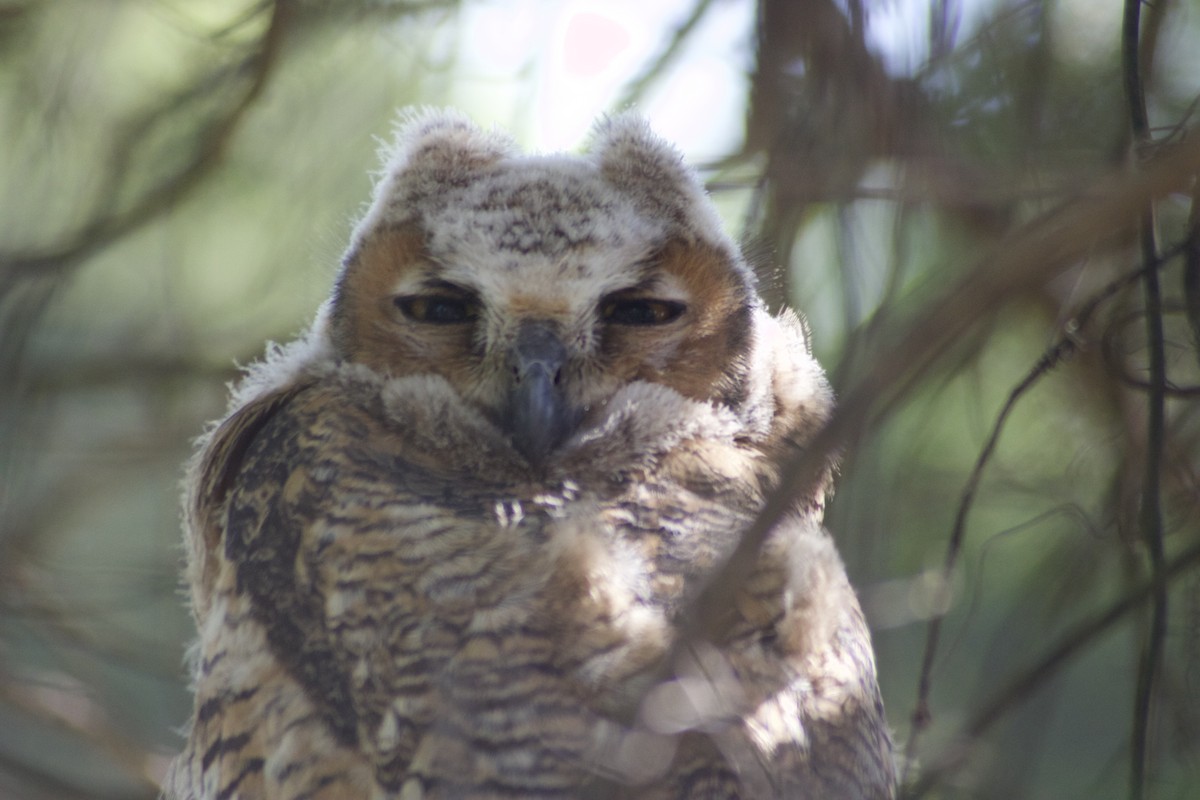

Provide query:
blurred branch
left=747, top=123, right=1199, bottom=602
left=0, top=1, right=295, bottom=549
left=0, top=677, right=162, bottom=799
left=0, top=750, right=154, bottom=800
left=614, top=0, right=715, bottom=111
left=743, top=0, right=919, bottom=308
left=670, top=126, right=1200, bottom=721
left=0, top=0, right=293, bottom=296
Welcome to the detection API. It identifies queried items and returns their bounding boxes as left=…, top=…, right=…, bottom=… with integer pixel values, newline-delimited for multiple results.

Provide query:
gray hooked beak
left=505, top=321, right=578, bottom=465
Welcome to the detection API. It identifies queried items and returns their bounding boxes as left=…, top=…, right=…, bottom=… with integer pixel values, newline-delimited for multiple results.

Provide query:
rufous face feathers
left=329, top=111, right=756, bottom=460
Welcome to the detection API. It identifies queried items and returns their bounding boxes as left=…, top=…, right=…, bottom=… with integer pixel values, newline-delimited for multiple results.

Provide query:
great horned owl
left=166, top=110, right=895, bottom=799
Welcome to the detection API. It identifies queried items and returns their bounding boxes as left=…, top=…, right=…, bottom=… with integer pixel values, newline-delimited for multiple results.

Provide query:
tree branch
left=614, top=0, right=715, bottom=110
left=0, top=0, right=294, bottom=296
left=1122, top=1, right=1169, bottom=796
left=900, top=243, right=1180, bottom=785
left=905, top=538, right=1200, bottom=798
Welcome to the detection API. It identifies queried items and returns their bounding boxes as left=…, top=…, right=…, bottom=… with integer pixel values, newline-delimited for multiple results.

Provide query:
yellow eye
left=394, top=295, right=479, bottom=324
left=600, top=297, right=686, bottom=326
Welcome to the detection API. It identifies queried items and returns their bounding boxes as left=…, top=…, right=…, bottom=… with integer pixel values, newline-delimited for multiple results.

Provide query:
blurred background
left=1, top=1, right=1199, bottom=798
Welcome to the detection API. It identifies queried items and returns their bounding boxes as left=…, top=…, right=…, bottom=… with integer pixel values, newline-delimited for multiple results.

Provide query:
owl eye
left=600, top=297, right=687, bottom=326
left=394, top=294, right=479, bottom=324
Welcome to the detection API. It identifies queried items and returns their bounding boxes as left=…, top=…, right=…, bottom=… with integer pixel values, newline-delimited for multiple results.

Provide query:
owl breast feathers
left=166, top=110, right=895, bottom=800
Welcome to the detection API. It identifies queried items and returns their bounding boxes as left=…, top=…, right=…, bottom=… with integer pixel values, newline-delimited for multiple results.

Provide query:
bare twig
left=1101, top=302, right=1200, bottom=396
left=1122, top=1, right=1169, bottom=796
left=675, top=129, right=1200, bottom=685
left=899, top=243, right=1181, bottom=785
left=1184, top=181, right=1200, bottom=365
left=905, top=538, right=1200, bottom=799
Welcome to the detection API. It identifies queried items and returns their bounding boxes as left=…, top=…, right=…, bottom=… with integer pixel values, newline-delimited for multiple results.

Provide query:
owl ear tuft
left=384, top=107, right=516, bottom=184
left=591, top=114, right=691, bottom=207
left=351, top=109, right=517, bottom=244
left=589, top=113, right=731, bottom=251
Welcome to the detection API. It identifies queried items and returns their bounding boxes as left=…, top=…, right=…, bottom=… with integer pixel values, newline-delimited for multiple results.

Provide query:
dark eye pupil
left=603, top=299, right=685, bottom=326
left=395, top=295, right=476, bottom=324
left=424, top=297, right=469, bottom=322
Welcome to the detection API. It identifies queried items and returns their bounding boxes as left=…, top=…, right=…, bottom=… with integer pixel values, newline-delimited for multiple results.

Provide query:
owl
left=165, top=110, right=895, bottom=800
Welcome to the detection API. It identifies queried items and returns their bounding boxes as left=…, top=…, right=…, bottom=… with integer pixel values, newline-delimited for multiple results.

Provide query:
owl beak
left=505, top=321, right=577, bottom=465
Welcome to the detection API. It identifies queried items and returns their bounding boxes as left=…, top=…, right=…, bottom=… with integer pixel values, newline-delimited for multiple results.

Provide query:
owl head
left=327, top=110, right=803, bottom=465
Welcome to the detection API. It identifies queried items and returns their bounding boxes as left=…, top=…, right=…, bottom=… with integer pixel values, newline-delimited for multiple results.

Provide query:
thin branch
left=1123, top=1, right=1169, bottom=797
left=766, top=130, right=1194, bottom=582
left=904, top=538, right=1200, bottom=799
left=899, top=246, right=1177, bottom=784
left=1184, top=181, right=1200, bottom=366
left=613, top=0, right=715, bottom=110
left=1101, top=301, right=1200, bottom=396
left=670, top=128, right=1200, bottom=698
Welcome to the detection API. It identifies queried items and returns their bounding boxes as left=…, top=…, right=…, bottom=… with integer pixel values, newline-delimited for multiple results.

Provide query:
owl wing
left=169, top=378, right=379, bottom=799
left=173, top=376, right=599, bottom=799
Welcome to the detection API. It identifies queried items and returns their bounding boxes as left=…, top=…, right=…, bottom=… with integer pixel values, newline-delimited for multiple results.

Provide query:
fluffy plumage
left=166, top=109, right=895, bottom=799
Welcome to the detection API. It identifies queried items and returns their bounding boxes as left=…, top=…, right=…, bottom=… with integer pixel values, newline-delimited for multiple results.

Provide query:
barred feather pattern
left=167, top=371, right=892, bottom=798
left=165, top=109, right=895, bottom=800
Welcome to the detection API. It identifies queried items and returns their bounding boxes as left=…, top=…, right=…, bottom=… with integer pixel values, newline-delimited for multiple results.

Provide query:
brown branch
left=0, top=675, right=163, bottom=798
left=641, top=133, right=1200, bottom=765
left=602, top=108, right=1200, bottom=793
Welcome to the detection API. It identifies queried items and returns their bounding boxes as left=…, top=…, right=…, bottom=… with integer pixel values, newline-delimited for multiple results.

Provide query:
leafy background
left=1, top=1, right=1199, bottom=798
